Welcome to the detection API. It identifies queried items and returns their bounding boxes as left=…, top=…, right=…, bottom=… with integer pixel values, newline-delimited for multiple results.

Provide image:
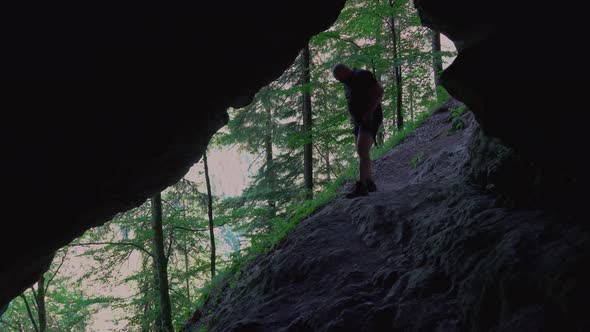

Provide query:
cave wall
left=415, top=0, right=584, bottom=203
left=3, top=0, right=585, bottom=313
left=1, top=0, right=346, bottom=308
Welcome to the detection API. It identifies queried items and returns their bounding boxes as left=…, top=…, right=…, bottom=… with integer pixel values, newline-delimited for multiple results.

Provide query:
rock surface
left=186, top=110, right=589, bottom=332
left=1, top=0, right=346, bottom=308
left=3, top=0, right=586, bottom=319
left=414, top=0, right=584, bottom=205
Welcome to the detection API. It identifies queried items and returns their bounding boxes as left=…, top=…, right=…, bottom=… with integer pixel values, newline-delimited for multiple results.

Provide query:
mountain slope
left=186, top=109, right=589, bottom=332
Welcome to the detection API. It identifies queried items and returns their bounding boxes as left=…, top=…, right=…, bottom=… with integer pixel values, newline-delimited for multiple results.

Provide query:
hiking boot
left=345, top=181, right=369, bottom=198
left=367, top=179, right=377, bottom=192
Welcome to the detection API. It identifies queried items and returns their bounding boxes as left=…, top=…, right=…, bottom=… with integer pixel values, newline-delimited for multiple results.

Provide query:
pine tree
left=203, top=150, right=216, bottom=279
left=431, top=30, right=443, bottom=93
left=302, top=44, right=314, bottom=199
left=151, top=193, right=174, bottom=332
left=388, top=0, right=404, bottom=130
left=0, top=249, right=103, bottom=332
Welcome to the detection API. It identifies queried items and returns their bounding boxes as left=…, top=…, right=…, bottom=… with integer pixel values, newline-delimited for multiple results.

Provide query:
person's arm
left=367, top=83, right=383, bottom=113
left=355, top=70, right=383, bottom=115
left=362, top=82, right=383, bottom=124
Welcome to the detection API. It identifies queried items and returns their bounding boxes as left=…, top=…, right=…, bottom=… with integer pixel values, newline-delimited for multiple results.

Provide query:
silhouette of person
left=333, top=63, right=384, bottom=198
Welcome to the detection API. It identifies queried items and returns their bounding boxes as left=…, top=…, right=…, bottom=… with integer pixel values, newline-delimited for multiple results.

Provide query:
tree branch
left=328, top=35, right=364, bottom=52
left=29, top=287, right=37, bottom=306
left=171, top=216, right=233, bottom=234
left=46, top=248, right=68, bottom=289
left=19, top=295, right=38, bottom=332
left=70, top=242, right=153, bottom=258
left=313, top=144, right=339, bottom=180
left=165, top=228, right=174, bottom=263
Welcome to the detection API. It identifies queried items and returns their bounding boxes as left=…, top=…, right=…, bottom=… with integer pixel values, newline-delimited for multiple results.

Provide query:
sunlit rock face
left=1, top=0, right=346, bottom=308
left=415, top=0, right=583, bottom=209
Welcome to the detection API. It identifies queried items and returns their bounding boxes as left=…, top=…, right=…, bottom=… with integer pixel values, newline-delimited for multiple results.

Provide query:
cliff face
left=1, top=0, right=346, bottom=309
left=2, top=0, right=586, bottom=321
left=186, top=110, right=589, bottom=332
left=414, top=0, right=583, bottom=208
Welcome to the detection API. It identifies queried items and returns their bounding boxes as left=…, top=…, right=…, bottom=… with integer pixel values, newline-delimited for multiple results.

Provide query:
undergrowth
left=410, top=151, right=425, bottom=168
left=449, top=104, right=467, bottom=132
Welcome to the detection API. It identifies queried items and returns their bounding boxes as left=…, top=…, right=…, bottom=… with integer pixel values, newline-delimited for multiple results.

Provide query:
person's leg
left=346, top=121, right=374, bottom=198
left=356, top=130, right=373, bottom=184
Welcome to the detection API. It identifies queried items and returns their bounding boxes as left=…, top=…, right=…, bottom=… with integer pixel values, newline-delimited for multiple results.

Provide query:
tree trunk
left=372, top=65, right=385, bottom=144
left=326, top=147, right=331, bottom=183
left=184, top=245, right=190, bottom=304
left=302, top=44, right=314, bottom=199
left=374, top=4, right=385, bottom=145
left=431, top=30, right=444, bottom=94
left=388, top=0, right=403, bottom=130
left=263, top=102, right=276, bottom=213
left=35, top=277, right=46, bottom=332
left=409, top=85, right=414, bottom=123
left=20, top=294, right=38, bottom=332
left=203, top=150, right=216, bottom=279
left=139, top=256, right=151, bottom=332
left=153, top=265, right=162, bottom=332
left=151, top=193, right=174, bottom=332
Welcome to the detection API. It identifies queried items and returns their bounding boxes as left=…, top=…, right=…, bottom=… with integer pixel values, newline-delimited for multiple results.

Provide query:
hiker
left=333, top=63, right=384, bottom=198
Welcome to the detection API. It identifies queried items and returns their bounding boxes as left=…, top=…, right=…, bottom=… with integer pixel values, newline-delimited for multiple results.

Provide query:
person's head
left=333, top=63, right=353, bottom=83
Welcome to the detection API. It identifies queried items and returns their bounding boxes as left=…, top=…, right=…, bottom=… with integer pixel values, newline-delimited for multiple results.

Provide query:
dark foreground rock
left=414, top=0, right=585, bottom=203
left=4, top=0, right=585, bottom=313
left=185, top=110, right=589, bottom=332
left=1, top=0, right=346, bottom=308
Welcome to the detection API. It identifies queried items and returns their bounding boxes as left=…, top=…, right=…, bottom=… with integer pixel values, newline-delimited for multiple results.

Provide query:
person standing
left=333, top=63, right=384, bottom=198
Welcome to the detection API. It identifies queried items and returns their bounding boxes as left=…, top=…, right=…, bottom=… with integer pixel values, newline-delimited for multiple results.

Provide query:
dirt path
left=373, top=110, right=464, bottom=193
left=186, top=109, right=590, bottom=332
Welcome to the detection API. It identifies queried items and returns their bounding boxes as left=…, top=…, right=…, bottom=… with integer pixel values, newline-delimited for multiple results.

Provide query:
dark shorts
left=351, top=109, right=383, bottom=144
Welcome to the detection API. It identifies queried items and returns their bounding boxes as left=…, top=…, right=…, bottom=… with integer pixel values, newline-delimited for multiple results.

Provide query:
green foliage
left=448, top=104, right=467, bottom=133
left=65, top=179, right=224, bottom=330
left=0, top=249, right=109, bottom=332
left=410, top=152, right=425, bottom=168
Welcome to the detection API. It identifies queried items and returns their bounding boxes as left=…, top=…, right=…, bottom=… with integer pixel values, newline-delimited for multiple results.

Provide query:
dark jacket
left=343, top=68, right=384, bottom=144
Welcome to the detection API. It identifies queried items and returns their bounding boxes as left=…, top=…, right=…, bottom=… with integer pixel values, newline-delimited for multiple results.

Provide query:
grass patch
left=449, top=104, right=467, bottom=133
left=410, top=152, right=425, bottom=168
